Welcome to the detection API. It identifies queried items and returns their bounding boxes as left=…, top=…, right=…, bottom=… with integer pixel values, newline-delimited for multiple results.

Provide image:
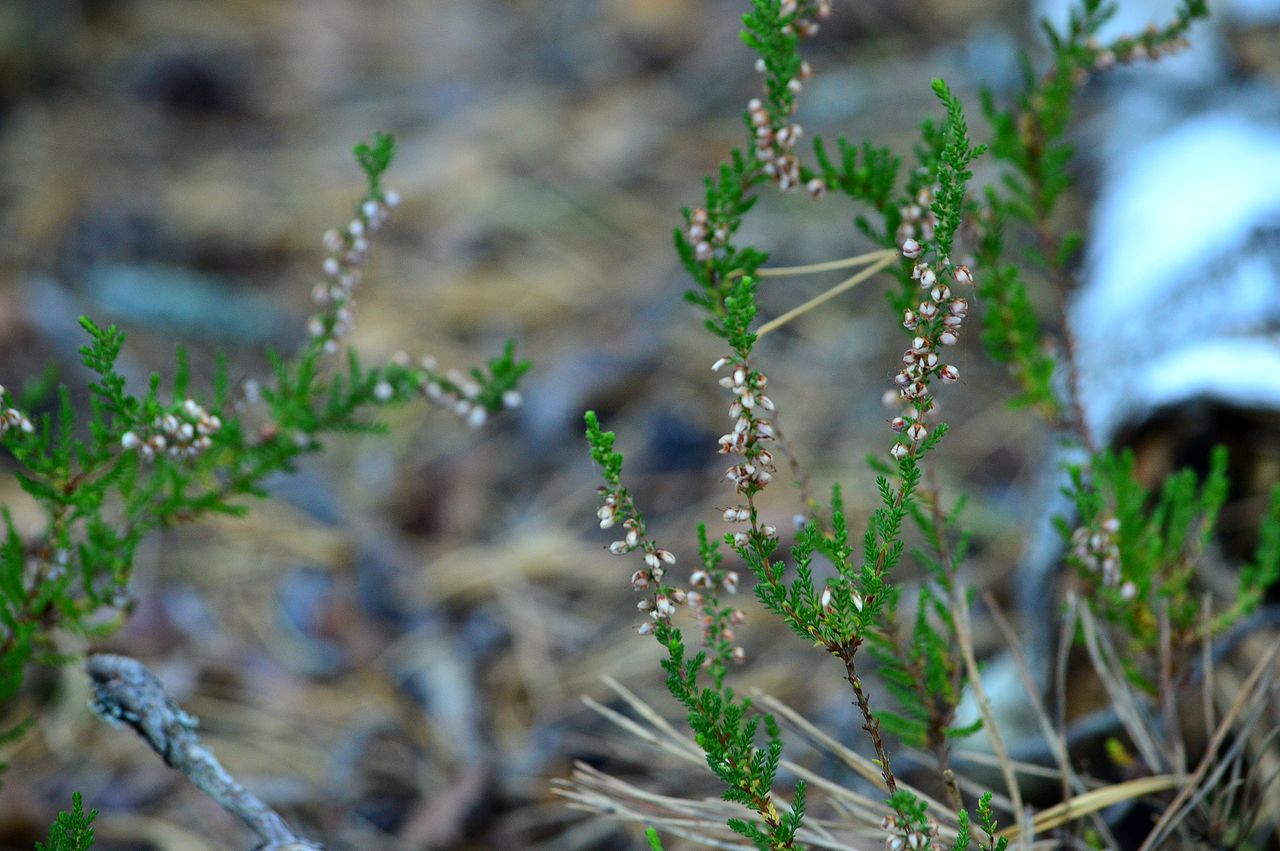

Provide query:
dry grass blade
left=952, top=584, right=1030, bottom=846
left=570, top=680, right=970, bottom=846
left=1136, top=640, right=1280, bottom=851
left=754, top=249, right=897, bottom=277
left=1158, top=602, right=1187, bottom=775
left=1155, top=697, right=1274, bottom=848
left=557, top=762, right=868, bottom=850
left=1076, top=600, right=1167, bottom=772
left=984, top=593, right=1120, bottom=848
left=1200, top=595, right=1216, bottom=746
left=756, top=253, right=895, bottom=337
left=997, top=774, right=1184, bottom=840
left=751, top=691, right=952, bottom=821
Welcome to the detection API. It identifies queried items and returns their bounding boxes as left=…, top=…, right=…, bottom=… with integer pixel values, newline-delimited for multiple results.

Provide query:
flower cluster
left=370, top=352, right=524, bottom=431
left=777, top=0, right=830, bottom=38
left=121, top=399, right=222, bottom=463
left=687, top=206, right=730, bottom=264
left=714, top=356, right=777, bottom=502
left=881, top=814, right=940, bottom=851
left=596, top=486, right=684, bottom=636
left=307, top=189, right=401, bottom=353
left=895, top=188, right=939, bottom=247
left=1085, top=29, right=1190, bottom=73
left=749, top=97, right=807, bottom=194
left=1070, top=516, right=1136, bottom=599
left=888, top=234, right=971, bottom=459
left=0, top=386, right=34, bottom=438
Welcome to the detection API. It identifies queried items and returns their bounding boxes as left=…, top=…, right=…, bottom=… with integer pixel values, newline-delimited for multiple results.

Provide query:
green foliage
left=676, top=154, right=768, bottom=342
left=929, top=79, right=987, bottom=262
left=811, top=137, right=899, bottom=221
left=36, top=792, right=97, bottom=851
left=867, top=487, right=981, bottom=751
left=1059, top=447, right=1235, bottom=679
left=975, top=0, right=1208, bottom=421
left=584, top=413, right=802, bottom=845
left=353, top=130, right=396, bottom=199
left=0, top=138, right=526, bottom=735
left=658, top=623, right=804, bottom=849
left=585, top=1, right=1252, bottom=847
left=1236, top=484, right=1280, bottom=619
left=975, top=791, right=1009, bottom=851
left=951, top=809, right=971, bottom=851
left=584, top=411, right=624, bottom=487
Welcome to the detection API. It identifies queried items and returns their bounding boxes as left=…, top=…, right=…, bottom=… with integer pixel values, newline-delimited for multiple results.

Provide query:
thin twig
left=754, top=249, right=897, bottom=277
left=87, top=654, right=321, bottom=851
left=1076, top=602, right=1166, bottom=772
left=951, top=585, right=1030, bottom=847
left=1200, top=594, right=1216, bottom=749
left=1158, top=601, right=1186, bottom=775
left=756, top=254, right=895, bottom=337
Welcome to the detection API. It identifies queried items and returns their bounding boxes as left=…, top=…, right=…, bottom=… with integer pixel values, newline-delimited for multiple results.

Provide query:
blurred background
left=0, top=0, right=1278, bottom=848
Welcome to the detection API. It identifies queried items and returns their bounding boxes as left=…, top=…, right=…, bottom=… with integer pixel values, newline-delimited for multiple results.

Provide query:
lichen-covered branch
left=86, top=653, right=321, bottom=851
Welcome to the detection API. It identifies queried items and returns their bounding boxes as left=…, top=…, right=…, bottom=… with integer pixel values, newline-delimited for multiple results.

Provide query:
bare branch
left=86, top=653, right=321, bottom=851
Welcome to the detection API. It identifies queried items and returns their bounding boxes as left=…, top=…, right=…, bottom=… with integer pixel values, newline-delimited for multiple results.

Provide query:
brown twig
left=87, top=653, right=321, bottom=851
left=838, top=647, right=897, bottom=795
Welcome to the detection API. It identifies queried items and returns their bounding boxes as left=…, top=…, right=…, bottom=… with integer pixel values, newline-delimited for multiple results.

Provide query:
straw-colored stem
left=754, top=249, right=897, bottom=277
left=757, top=253, right=895, bottom=338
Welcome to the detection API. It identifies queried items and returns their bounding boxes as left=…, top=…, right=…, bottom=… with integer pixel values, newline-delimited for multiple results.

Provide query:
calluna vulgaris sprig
left=589, top=0, right=1006, bottom=845
left=0, top=133, right=528, bottom=759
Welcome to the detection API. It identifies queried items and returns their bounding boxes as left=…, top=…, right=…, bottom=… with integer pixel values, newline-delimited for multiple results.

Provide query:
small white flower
left=373, top=380, right=394, bottom=402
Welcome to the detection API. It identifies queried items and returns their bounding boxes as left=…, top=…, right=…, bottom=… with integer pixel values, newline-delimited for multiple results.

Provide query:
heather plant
left=35, top=793, right=96, bottom=851
left=580, top=0, right=1280, bottom=848
left=1, top=133, right=527, bottom=841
